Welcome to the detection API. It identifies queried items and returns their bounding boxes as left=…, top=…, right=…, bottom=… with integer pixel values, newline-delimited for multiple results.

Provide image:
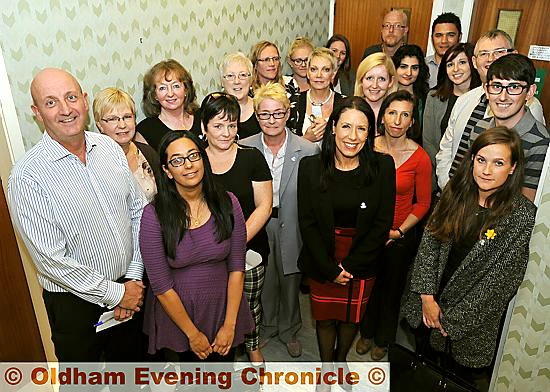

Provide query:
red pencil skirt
left=309, top=227, right=376, bottom=323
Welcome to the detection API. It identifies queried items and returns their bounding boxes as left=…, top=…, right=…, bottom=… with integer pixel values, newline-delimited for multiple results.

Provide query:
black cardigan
left=297, top=153, right=396, bottom=282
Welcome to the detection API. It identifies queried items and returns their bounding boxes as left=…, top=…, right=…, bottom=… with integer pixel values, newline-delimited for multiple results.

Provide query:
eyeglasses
left=290, top=58, right=308, bottom=66
left=257, top=56, right=280, bottom=63
left=475, top=48, right=514, bottom=59
left=382, top=23, right=406, bottom=30
left=168, top=152, right=202, bottom=167
left=101, top=114, right=134, bottom=124
left=257, top=110, right=288, bottom=120
left=223, top=72, right=251, bottom=81
left=486, top=83, right=529, bottom=95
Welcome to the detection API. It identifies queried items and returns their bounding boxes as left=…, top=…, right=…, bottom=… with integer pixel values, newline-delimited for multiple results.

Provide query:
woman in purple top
left=139, top=130, right=253, bottom=361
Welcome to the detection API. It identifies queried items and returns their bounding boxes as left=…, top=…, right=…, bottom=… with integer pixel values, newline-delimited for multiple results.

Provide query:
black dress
left=136, top=112, right=202, bottom=151
left=238, top=114, right=262, bottom=140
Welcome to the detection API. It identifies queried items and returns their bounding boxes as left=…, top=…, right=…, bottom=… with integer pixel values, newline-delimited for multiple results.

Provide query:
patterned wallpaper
left=495, top=169, right=550, bottom=391
left=0, top=0, right=330, bottom=149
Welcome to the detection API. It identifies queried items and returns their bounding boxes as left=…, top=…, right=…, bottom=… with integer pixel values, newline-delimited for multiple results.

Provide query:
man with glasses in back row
left=435, top=29, right=546, bottom=194
left=362, top=9, right=409, bottom=59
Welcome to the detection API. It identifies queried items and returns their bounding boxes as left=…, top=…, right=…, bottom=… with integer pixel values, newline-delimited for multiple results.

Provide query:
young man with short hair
left=426, top=12, right=462, bottom=88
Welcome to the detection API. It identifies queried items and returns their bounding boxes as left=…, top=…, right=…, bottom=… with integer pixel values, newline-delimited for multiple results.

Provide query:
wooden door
left=469, top=0, right=550, bottom=122
left=0, top=178, right=45, bottom=361
left=334, top=0, right=434, bottom=71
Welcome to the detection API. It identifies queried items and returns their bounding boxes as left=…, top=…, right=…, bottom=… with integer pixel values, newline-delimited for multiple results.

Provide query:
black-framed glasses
left=223, top=72, right=251, bottom=81
left=475, top=48, right=514, bottom=59
left=486, top=83, right=529, bottom=95
left=256, top=110, right=288, bottom=120
left=290, top=58, right=308, bottom=66
left=168, top=152, right=202, bottom=167
left=101, top=114, right=134, bottom=124
left=257, top=56, right=280, bottom=63
left=382, top=23, right=406, bottom=30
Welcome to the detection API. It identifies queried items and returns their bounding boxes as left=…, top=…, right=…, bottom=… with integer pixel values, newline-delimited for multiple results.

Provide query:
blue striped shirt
left=8, top=131, right=146, bottom=307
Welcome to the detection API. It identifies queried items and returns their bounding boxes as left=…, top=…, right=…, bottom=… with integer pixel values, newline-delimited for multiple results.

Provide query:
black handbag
left=389, top=337, right=479, bottom=391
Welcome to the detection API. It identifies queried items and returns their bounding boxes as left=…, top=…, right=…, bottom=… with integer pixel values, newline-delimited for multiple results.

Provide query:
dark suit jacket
left=297, top=153, right=396, bottom=282
left=402, top=194, right=536, bottom=367
left=287, top=91, right=346, bottom=136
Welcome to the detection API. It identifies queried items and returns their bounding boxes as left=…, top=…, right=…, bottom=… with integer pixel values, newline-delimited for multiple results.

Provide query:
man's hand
left=114, top=306, right=134, bottom=321
left=118, top=280, right=145, bottom=312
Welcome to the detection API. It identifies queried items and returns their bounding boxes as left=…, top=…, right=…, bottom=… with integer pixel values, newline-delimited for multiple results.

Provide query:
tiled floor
left=236, top=292, right=415, bottom=364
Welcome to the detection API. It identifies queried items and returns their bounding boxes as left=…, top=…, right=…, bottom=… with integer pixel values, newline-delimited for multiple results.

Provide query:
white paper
left=245, top=249, right=262, bottom=271
left=95, top=310, right=133, bottom=332
left=528, top=45, right=550, bottom=62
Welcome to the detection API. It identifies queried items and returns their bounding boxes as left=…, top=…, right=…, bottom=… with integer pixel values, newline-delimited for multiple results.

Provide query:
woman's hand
left=333, top=266, right=353, bottom=285
left=188, top=330, right=212, bottom=359
left=212, top=324, right=235, bottom=356
left=304, top=117, right=327, bottom=142
left=421, top=294, right=447, bottom=336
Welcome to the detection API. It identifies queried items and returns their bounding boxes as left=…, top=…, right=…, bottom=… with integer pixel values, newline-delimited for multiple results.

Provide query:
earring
left=234, top=133, right=240, bottom=142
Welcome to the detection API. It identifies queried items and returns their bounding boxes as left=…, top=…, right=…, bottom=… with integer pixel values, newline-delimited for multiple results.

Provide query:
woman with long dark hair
left=140, top=130, right=253, bottom=361
left=423, top=43, right=481, bottom=190
left=298, top=96, right=396, bottom=366
left=200, top=92, right=273, bottom=365
left=403, top=126, right=536, bottom=390
left=326, top=34, right=355, bottom=96
left=356, top=91, right=432, bottom=360
left=393, top=45, right=430, bottom=138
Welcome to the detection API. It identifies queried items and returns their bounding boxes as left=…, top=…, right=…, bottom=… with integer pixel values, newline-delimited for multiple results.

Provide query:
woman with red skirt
left=297, top=96, right=396, bottom=367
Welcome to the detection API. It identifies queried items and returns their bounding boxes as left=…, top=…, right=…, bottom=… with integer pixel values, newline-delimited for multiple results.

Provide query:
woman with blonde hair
left=250, top=40, right=285, bottom=92
left=136, top=59, right=201, bottom=150
left=221, top=52, right=261, bottom=138
left=288, top=47, right=346, bottom=143
left=355, top=52, right=397, bottom=121
left=284, top=37, right=314, bottom=95
left=93, top=87, right=159, bottom=201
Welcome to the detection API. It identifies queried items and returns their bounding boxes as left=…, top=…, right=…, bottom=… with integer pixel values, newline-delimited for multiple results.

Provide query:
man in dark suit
left=241, top=82, right=319, bottom=358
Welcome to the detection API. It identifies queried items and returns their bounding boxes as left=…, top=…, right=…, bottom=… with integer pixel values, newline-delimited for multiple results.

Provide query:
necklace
left=307, top=89, right=333, bottom=106
left=189, top=199, right=205, bottom=227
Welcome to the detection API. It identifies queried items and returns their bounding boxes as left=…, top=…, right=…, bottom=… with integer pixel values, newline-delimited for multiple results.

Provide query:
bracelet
left=396, top=228, right=405, bottom=238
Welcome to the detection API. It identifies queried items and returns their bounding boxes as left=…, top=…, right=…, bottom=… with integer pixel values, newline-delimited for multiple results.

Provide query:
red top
left=393, top=147, right=432, bottom=228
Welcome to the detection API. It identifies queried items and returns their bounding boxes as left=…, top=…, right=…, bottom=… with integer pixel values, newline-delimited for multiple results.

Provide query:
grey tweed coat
left=402, top=194, right=536, bottom=367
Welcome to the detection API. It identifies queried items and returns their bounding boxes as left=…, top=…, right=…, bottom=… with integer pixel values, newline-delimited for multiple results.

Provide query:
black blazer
left=297, top=153, right=396, bottom=282
left=288, top=91, right=346, bottom=136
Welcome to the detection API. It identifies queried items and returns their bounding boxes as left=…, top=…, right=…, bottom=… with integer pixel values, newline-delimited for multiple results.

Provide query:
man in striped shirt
left=8, top=68, right=146, bottom=361
left=470, top=54, right=549, bottom=201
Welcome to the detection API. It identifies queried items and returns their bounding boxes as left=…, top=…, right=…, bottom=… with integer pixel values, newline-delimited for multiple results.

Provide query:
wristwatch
left=396, top=228, right=405, bottom=238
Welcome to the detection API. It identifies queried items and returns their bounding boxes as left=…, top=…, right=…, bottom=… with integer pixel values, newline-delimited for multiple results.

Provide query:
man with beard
left=362, top=9, right=409, bottom=59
